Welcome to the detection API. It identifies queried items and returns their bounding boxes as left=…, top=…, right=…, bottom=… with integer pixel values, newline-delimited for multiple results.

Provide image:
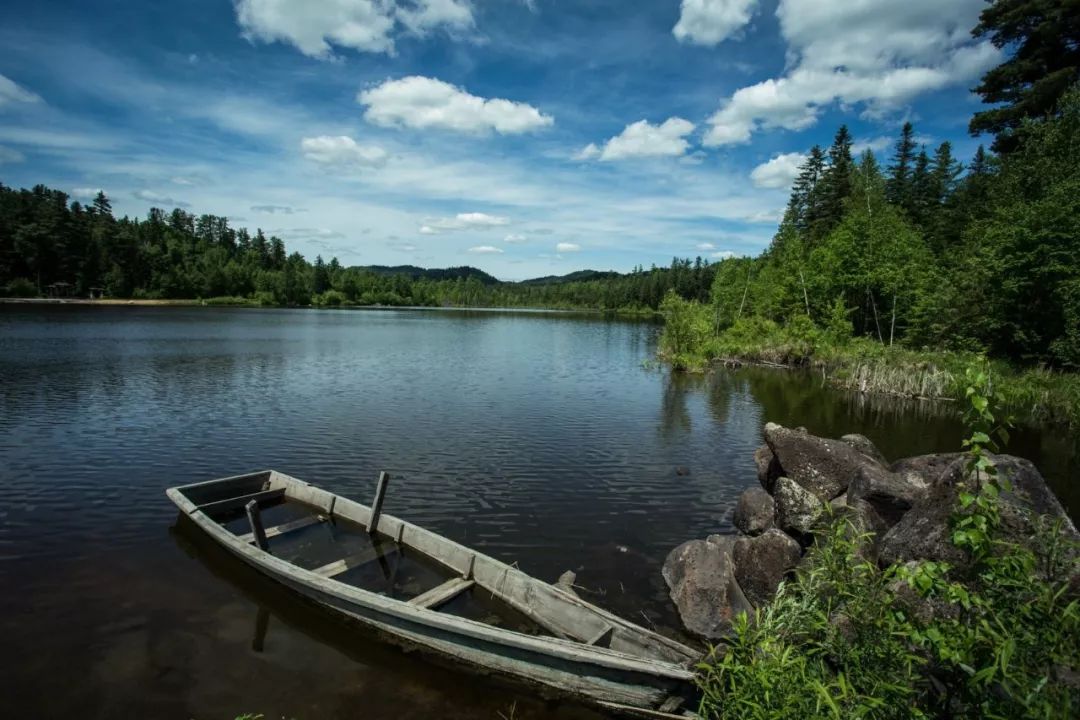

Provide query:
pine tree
left=786, top=145, right=826, bottom=234
left=970, top=0, right=1080, bottom=153
left=886, top=122, right=917, bottom=209
left=909, top=148, right=932, bottom=227
left=812, top=127, right=854, bottom=241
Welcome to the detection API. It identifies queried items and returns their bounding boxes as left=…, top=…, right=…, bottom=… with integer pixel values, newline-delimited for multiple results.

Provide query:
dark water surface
left=1, top=305, right=1076, bottom=719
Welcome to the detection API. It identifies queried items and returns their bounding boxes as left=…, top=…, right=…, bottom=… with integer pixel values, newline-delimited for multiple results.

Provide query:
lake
left=1, top=305, right=1076, bottom=719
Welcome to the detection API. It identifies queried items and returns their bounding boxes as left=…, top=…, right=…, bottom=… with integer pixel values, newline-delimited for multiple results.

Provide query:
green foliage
left=696, top=362, right=1079, bottom=719
left=2, top=277, right=37, bottom=297
left=658, top=290, right=712, bottom=370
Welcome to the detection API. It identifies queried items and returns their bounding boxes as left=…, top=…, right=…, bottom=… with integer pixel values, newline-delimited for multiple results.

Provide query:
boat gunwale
left=166, top=471, right=699, bottom=682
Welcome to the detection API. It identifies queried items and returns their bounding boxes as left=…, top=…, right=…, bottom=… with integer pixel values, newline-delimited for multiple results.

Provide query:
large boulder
left=733, top=529, right=802, bottom=606
left=764, top=422, right=884, bottom=501
left=754, top=444, right=782, bottom=493
left=733, top=487, right=775, bottom=536
left=847, top=463, right=929, bottom=527
left=890, top=453, right=966, bottom=487
left=662, top=535, right=753, bottom=640
left=774, top=476, right=825, bottom=537
left=880, top=454, right=1078, bottom=568
left=841, top=433, right=889, bottom=466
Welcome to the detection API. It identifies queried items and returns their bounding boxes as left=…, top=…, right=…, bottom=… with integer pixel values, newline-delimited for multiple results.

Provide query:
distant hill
left=517, top=270, right=623, bottom=286
left=356, top=265, right=500, bottom=285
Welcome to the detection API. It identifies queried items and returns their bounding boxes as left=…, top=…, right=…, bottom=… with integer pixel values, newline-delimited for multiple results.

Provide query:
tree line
left=0, top=182, right=717, bottom=311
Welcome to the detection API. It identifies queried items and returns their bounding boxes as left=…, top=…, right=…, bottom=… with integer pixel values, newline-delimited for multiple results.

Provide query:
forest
left=0, top=183, right=715, bottom=311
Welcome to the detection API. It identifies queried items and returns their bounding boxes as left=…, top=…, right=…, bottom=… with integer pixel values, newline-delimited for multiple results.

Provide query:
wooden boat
left=167, top=470, right=701, bottom=717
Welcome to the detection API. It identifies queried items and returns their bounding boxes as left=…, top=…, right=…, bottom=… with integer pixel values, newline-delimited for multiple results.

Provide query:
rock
left=880, top=453, right=1078, bottom=568
left=733, top=529, right=802, bottom=606
left=733, top=487, right=775, bottom=536
left=847, top=463, right=929, bottom=527
left=754, top=444, right=782, bottom=493
left=774, top=476, right=825, bottom=537
left=662, top=535, right=754, bottom=640
left=835, top=497, right=890, bottom=561
left=890, top=453, right=966, bottom=487
left=764, top=422, right=884, bottom=501
left=841, top=433, right=889, bottom=466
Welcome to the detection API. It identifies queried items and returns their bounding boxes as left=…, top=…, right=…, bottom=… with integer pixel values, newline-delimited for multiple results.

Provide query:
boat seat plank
left=197, top=488, right=285, bottom=515
left=584, top=624, right=614, bottom=647
left=238, top=514, right=325, bottom=544
left=312, top=545, right=397, bottom=579
left=408, top=577, right=475, bottom=609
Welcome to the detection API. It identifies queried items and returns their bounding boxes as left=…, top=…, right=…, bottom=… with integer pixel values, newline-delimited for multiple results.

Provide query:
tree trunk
left=889, top=295, right=897, bottom=346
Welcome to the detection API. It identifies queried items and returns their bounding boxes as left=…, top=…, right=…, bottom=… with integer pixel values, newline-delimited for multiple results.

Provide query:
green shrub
left=658, top=290, right=712, bottom=370
left=3, top=277, right=38, bottom=297
left=314, top=289, right=346, bottom=307
left=252, top=291, right=277, bottom=307
left=696, top=365, right=1080, bottom=719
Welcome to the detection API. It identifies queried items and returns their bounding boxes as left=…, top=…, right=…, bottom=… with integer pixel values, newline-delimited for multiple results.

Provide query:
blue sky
left=0, top=1, right=999, bottom=280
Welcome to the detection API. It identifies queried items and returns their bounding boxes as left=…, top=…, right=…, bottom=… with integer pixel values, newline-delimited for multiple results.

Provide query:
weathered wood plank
left=312, top=545, right=397, bottom=579
left=408, top=577, right=475, bottom=609
left=367, top=471, right=390, bottom=534
left=585, top=624, right=614, bottom=647
left=198, top=488, right=284, bottom=515
left=245, top=500, right=269, bottom=551
left=237, top=514, right=325, bottom=544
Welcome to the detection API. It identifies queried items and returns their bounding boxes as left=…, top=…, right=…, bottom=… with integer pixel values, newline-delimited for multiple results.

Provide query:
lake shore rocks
left=733, top=486, right=775, bottom=536
left=662, top=422, right=1076, bottom=642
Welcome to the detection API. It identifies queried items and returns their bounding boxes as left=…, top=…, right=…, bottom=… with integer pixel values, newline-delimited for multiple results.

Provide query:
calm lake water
left=1, top=305, right=1076, bottom=719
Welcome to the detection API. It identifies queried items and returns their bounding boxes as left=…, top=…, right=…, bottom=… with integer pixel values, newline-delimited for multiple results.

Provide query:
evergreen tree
left=786, top=145, right=826, bottom=235
left=886, top=122, right=917, bottom=208
left=812, top=127, right=854, bottom=241
left=970, top=0, right=1080, bottom=153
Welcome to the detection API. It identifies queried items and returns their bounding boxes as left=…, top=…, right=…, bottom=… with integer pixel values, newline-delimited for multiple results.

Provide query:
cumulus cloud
left=70, top=187, right=102, bottom=199
left=467, top=245, right=503, bottom=254
left=704, top=0, right=1000, bottom=145
left=696, top=242, right=716, bottom=251
left=0, top=74, right=41, bottom=107
left=504, top=233, right=527, bottom=244
left=750, top=151, right=807, bottom=189
left=301, top=135, right=388, bottom=167
left=359, top=76, right=553, bottom=135
left=233, top=0, right=473, bottom=59
left=420, top=212, right=510, bottom=234
left=556, top=242, right=580, bottom=253
left=712, top=250, right=736, bottom=260
left=852, top=136, right=893, bottom=155
left=583, top=118, right=695, bottom=161
left=133, top=190, right=189, bottom=208
left=0, top=146, right=25, bottom=164
left=673, top=0, right=759, bottom=46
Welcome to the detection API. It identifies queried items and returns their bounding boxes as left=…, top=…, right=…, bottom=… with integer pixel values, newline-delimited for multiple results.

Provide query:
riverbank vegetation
left=697, top=368, right=1080, bottom=719
left=659, top=0, right=1080, bottom=424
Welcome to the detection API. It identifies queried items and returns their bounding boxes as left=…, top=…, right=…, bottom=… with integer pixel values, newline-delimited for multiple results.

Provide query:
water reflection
left=0, top=305, right=1075, bottom=718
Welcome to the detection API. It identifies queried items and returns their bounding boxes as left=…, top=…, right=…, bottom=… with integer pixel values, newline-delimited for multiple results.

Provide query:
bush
left=313, top=289, right=346, bottom=307
left=658, top=290, right=713, bottom=370
left=3, top=277, right=38, bottom=297
left=252, top=291, right=277, bottom=307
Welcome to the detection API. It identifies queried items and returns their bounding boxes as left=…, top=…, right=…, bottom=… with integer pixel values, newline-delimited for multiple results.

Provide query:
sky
left=0, top=0, right=1001, bottom=280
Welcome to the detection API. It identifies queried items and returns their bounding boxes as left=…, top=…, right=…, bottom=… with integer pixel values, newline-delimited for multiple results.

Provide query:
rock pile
left=662, top=422, right=1078, bottom=641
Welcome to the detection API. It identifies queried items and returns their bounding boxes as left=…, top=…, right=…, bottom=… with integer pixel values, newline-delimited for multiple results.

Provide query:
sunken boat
left=167, top=470, right=700, bottom=716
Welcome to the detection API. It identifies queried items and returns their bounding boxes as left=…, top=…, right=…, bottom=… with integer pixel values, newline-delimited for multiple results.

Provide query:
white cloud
left=556, top=242, right=580, bottom=253
left=171, top=176, right=196, bottom=185
left=233, top=0, right=473, bottom=59
left=573, top=143, right=600, bottom=161
left=252, top=204, right=305, bottom=214
left=704, top=0, right=1000, bottom=146
left=0, top=146, right=25, bottom=164
left=133, top=189, right=189, bottom=207
left=420, top=212, right=510, bottom=234
left=673, top=0, right=759, bottom=46
left=696, top=242, right=716, bottom=251
left=504, top=233, right=527, bottom=243
left=0, top=74, right=40, bottom=107
left=301, top=135, right=388, bottom=168
left=467, top=245, right=503, bottom=254
left=71, top=187, right=102, bottom=199
left=712, top=250, right=736, bottom=260
left=359, top=76, right=553, bottom=135
left=851, top=136, right=893, bottom=155
left=750, top=151, right=806, bottom=189
left=586, top=118, right=696, bottom=161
